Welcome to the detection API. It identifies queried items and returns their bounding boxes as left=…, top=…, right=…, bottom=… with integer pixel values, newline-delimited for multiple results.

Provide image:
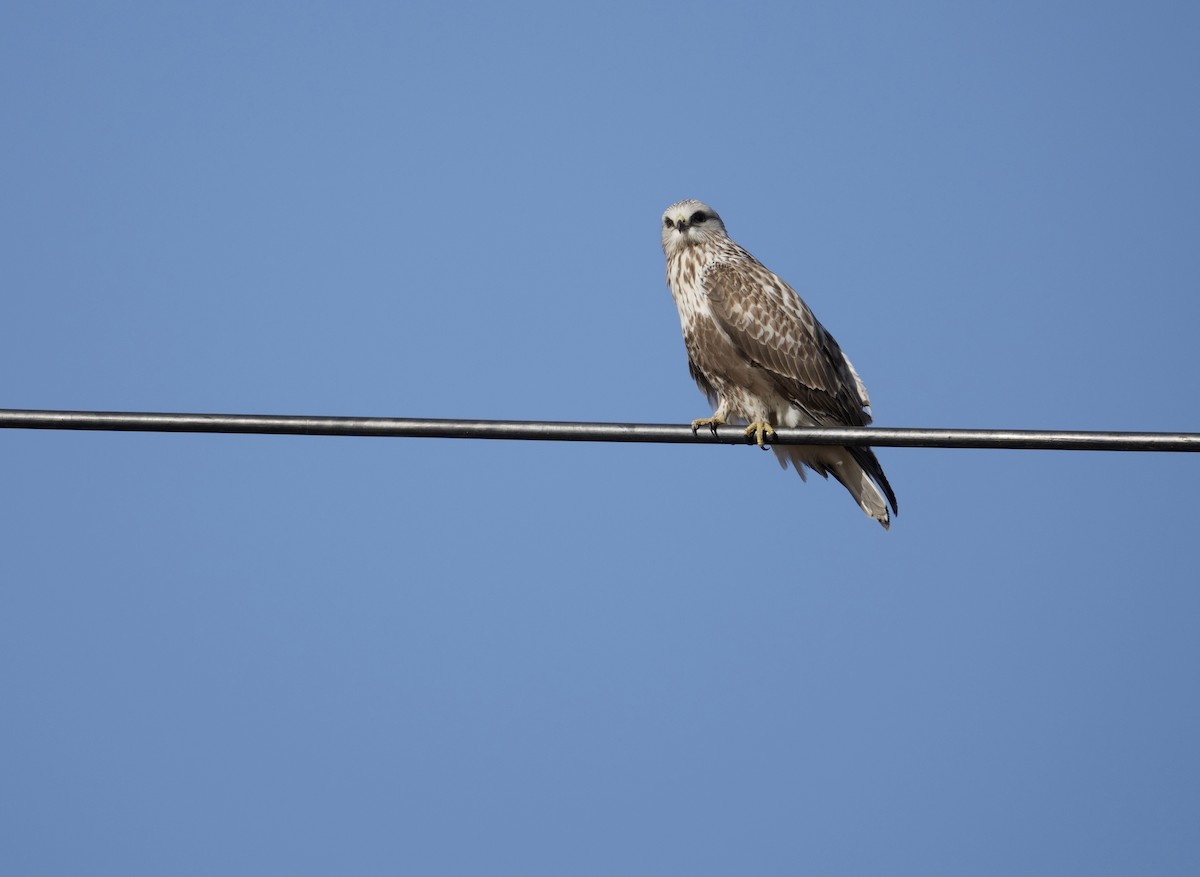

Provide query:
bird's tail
left=772, top=444, right=899, bottom=530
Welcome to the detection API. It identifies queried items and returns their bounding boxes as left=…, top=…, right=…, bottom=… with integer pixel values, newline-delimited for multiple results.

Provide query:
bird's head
left=661, top=199, right=727, bottom=255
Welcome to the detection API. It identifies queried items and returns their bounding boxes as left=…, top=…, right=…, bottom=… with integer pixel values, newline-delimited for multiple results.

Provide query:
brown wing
left=702, top=260, right=872, bottom=428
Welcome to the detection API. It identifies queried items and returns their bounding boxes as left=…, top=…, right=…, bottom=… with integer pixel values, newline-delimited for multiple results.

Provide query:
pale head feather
left=661, top=199, right=729, bottom=257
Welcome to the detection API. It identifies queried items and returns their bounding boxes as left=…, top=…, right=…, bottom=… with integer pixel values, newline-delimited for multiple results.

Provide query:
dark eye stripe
left=690, top=210, right=708, bottom=223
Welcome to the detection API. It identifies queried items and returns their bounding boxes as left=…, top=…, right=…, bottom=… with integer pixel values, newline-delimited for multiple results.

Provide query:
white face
left=661, top=200, right=725, bottom=253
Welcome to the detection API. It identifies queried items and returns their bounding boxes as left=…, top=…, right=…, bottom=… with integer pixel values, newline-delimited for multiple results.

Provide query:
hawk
left=661, top=199, right=898, bottom=528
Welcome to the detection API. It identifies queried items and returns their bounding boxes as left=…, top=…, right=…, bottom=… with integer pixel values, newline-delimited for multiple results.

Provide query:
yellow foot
left=744, top=421, right=777, bottom=449
left=690, top=416, right=726, bottom=436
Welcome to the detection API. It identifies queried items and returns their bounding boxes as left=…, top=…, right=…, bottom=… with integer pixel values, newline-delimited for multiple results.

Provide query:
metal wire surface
left=3, top=408, right=1199, bottom=452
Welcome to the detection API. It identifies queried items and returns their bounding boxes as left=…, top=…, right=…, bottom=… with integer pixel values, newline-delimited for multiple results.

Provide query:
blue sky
left=3, top=2, right=1199, bottom=874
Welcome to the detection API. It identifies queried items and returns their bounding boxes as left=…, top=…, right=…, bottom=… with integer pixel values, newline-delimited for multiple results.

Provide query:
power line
left=2, top=408, right=1198, bottom=452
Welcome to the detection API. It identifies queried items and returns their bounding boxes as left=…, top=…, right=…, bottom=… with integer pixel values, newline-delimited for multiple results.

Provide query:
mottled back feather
left=702, top=261, right=872, bottom=428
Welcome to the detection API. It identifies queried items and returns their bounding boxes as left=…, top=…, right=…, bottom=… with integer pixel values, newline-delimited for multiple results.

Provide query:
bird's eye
left=663, top=217, right=674, bottom=228
left=690, top=210, right=708, bottom=224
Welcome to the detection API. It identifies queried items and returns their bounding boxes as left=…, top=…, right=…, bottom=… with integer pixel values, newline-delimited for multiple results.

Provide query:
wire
left=2, top=408, right=1198, bottom=452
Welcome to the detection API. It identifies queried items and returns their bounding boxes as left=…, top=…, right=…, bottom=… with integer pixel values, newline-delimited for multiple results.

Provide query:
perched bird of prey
left=661, top=199, right=898, bottom=528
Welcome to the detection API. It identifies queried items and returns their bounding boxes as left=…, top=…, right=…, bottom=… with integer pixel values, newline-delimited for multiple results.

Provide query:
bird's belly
left=692, top=355, right=793, bottom=424
left=683, top=316, right=799, bottom=424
